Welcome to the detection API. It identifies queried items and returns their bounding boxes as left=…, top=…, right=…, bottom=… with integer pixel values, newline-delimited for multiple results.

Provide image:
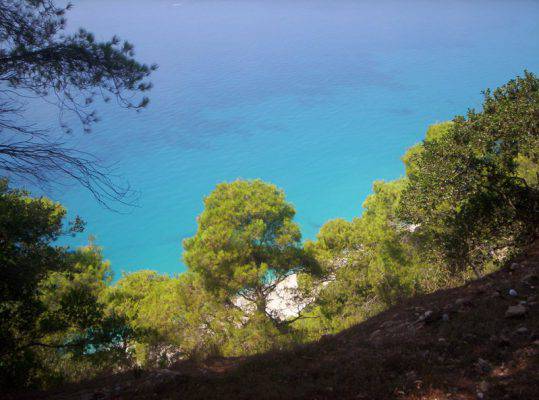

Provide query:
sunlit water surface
left=28, top=0, right=539, bottom=276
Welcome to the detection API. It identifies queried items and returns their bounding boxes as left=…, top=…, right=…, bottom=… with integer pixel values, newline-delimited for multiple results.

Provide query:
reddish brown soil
left=11, top=242, right=539, bottom=400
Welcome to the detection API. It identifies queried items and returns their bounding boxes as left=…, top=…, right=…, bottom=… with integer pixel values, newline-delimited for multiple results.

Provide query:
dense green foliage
left=297, top=179, right=434, bottom=337
left=400, top=72, right=539, bottom=276
left=183, top=180, right=318, bottom=328
left=1, top=72, right=537, bottom=391
left=0, top=181, right=131, bottom=388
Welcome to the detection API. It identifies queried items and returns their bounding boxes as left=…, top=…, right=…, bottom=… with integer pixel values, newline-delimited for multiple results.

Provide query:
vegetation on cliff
left=2, top=71, right=538, bottom=390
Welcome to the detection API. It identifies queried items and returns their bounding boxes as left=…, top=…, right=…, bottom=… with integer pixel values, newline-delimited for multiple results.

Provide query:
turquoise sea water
left=30, top=0, right=539, bottom=277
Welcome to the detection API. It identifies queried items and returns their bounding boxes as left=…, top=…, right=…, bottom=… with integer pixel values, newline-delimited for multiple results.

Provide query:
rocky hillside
left=14, top=241, right=539, bottom=400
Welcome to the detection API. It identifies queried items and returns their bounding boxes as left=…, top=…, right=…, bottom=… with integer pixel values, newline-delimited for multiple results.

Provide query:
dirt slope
left=14, top=242, right=539, bottom=400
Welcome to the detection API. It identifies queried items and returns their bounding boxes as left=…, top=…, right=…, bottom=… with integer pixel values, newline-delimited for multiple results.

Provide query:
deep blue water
left=30, top=0, right=539, bottom=277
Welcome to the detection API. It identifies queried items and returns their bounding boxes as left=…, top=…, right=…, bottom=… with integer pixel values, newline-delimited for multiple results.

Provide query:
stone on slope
left=505, top=304, right=527, bottom=318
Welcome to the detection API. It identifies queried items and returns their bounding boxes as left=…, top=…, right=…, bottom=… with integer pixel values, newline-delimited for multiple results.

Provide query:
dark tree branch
left=0, top=0, right=156, bottom=206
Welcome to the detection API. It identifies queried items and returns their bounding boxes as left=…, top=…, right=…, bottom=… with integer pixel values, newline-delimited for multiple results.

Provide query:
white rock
left=233, top=273, right=318, bottom=321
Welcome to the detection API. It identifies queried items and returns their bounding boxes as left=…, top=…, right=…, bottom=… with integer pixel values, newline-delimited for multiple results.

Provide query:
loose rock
left=515, top=326, right=528, bottom=335
left=455, top=297, right=472, bottom=307
left=369, top=330, right=381, bottom=340
left=423, top=310, right=435, bottom=322
left=498, top=334, right=511, bottom=347
left=522, top=272, right=538, bottom=285
left=505, top=304, right=527, bottom=318
left=464, top=333, right=477, bottom=342
left=476, top=358, right=492, bottom=374
left=478, top=381, right=489, bottom=392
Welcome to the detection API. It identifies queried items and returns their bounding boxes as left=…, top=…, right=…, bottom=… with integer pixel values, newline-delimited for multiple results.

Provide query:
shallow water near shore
left=28, top=0, right=539, bottom=276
